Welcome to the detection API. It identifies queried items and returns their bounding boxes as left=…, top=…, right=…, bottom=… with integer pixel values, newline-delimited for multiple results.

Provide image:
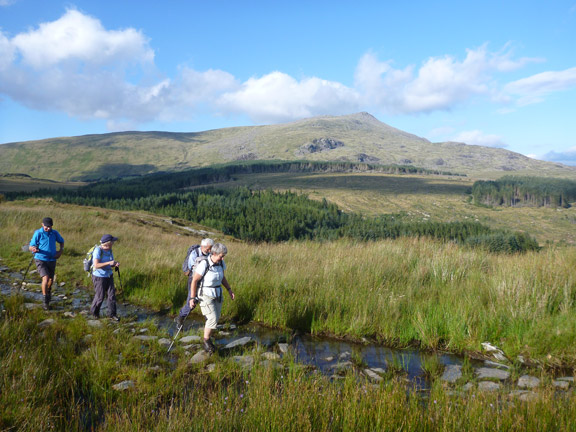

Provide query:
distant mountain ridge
left=1, top=112, right=574, bottom=181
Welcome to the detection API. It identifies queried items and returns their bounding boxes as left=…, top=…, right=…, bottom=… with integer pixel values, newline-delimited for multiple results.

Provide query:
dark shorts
left=35, top=260, right=56, bottom=279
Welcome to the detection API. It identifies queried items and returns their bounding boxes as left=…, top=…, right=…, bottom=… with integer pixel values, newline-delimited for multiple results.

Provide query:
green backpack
left=82, top=244, right=100, bottom=274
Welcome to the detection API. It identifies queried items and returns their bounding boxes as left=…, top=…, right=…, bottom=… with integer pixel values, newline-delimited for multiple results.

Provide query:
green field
left=209, top=172, right=576, bottom=245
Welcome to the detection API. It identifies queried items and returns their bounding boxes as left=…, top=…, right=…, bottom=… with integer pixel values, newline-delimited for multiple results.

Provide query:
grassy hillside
left=2, top=112, right=575, bottom=181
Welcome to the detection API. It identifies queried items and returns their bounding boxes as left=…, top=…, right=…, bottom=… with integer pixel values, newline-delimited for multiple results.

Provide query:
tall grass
left=2, top=296, right=576, bottom=431
left=2, top=200, right=576, bottom=365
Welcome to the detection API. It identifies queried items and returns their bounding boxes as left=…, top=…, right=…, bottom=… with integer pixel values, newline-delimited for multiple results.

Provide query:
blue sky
left=1, top=1, right=575, bottom=164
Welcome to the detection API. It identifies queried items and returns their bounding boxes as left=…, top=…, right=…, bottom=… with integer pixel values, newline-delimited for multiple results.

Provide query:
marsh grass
left=2, top=301, right=576, bottom=431
left=2, top=201, right=576, bottom=366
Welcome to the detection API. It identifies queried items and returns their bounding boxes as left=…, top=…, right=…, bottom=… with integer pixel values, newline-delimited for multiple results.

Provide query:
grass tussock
left=2, top=200, right=576, bottom=365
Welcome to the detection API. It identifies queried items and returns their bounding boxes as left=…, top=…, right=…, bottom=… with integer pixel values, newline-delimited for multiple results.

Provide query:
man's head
left=42, top=217, right=53, bottom=232
left=200, top=238, right=214, bottom=254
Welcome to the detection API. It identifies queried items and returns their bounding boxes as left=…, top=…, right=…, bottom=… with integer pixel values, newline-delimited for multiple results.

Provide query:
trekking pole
left=20, top=254, right=35, bottom=292
left=167, top=298, right=199, bottom=353
left=115, top=266, right=123, bottom=291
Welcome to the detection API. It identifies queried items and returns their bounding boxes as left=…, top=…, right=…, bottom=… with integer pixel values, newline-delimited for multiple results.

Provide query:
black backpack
left=182, top=244, right=201, bottom=276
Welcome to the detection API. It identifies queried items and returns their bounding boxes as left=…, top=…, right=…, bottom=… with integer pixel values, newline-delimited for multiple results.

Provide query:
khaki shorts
left=199, top=294, right=222, bottom=329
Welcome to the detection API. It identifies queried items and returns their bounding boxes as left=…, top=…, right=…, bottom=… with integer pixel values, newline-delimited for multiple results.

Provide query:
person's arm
left=222, top=276, right=235, bottom=300
left=188, top=271, right=203, bottom=307
left=29, top=232, right=39, bottom=253
left=55, top=241, right=64, bottom=259
left=93, top=249, right=118, bottom=269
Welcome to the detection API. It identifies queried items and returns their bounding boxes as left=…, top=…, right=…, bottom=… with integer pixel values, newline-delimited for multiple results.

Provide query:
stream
left=0, top=265, right=479, bottom=391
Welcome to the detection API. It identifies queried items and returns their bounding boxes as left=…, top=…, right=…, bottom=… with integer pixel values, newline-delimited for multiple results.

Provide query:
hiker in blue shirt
left=29, top=217, right=64, bottom=310
left=90, top=234, right=121, bottom=321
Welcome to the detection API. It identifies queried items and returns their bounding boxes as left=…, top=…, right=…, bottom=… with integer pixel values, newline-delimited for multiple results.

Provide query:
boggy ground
left=2, top=268, right=576, bottom=431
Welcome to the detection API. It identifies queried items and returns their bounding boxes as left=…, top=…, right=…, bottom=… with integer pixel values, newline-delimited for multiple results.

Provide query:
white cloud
left=12, top=9, right=154, bottom=68
left=218, top=71, right=360, bottom=123
left=451, top=130, right=507, bottom=148
left=354, top=45, right=540, bottom=114
left=0, top=0, right=17, bottom=6
left=502, top=67, right=576, bottom=106
left=0, top=9, right=571, bottom=133
left=541, top=147, right=576, bottom=166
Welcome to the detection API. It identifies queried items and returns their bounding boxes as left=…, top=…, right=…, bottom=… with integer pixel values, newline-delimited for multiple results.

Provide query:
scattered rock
left=206, top=363, right=217, bottom=372
left=476, top=367, right=510, bottom=381
left=63, top=311, right=76, bottom=318
left=38, top=318, right=56, bottom=328
left=262, top=352, right=281, bottom=361
left=363, top=368, right=384, bottom=382
left=158, top=338, right=172, bottom=347
left=138, top=328, right=149, bottom=334
left=190, top=350, right=211, bottom=364
left=182, top=344, right=201, bottom=351
left=556, top=377, right=575, bottom=382
left=112, top=380, right=134, bottom=391
left=232, top=355, right=254, bottom=369
left=223, top=336, right=253, bottom=350
left=461, top=383, right=474, bottom=392
left=484, top=360, right=511, bottom=370
left=83, top=334, right=93, bottom=343
left=478, top=381, right=501, bottom=392
left=180, top=335, right=202, bottom=344
left=133, top=335, right=158, bottom=341
left=481, top=342, right=508, bottom=362
left=553, top=380, right=570, bottom=389
left=87, top=320, right=103, bottom=328
left=517, top=375, right=540, bottom=389
left=331, top=361, right=354, bottom=374
left=25, top=303, right=42, bottom=310
left=440, top=365, right=462, bottom=383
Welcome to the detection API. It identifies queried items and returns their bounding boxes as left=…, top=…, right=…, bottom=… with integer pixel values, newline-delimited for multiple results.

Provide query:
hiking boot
left=175, top=315, right=185, bottom=328
left=43, top=294, right=51, bottom=310
left=109, top=315, right=121, bottom=322
left=203, top=338, right=216, bottom=354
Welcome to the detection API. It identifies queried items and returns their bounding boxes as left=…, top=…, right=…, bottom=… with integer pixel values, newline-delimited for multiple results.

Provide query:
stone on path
left=553, top=380, right=570, bottom=389
left=38, top=318, right=55, bottom=328
left=133, top=335, right=158, bottom=341
left=87, top=320, right=103, bottom=328
left=25, top=303, right=42, bottom=310
left=190, top=350, right=211, bottom=364
left=478, top=381, right=501, bottom=392
left=262, top=352, right=281, bottom=361
left=517, top=375, right=540, bottom=389
left=180, top=335, right=201, bottom=344
left=112, top=380, right=134, bottom=391
left=476, top=367, right=510, bottom=381
left=363, top=368, right=384, bottom=382
left=232, top=355, right=254, bottom=369
left=440, top=365, right=462, bottom=383
left=224, top=337, right=253, bottom=350
left=158, top=338, right=171, bottom=347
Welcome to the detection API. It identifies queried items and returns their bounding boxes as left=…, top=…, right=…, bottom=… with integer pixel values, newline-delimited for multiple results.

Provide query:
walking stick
left=167, top=298, right=199, bottom=353
left=20, top=254, right=35, bottom=291
left=115, top=266, right=123, bottom=291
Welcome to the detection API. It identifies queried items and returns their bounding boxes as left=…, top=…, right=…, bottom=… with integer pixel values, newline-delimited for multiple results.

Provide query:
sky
left=0, top=1, right=575, bottom=164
